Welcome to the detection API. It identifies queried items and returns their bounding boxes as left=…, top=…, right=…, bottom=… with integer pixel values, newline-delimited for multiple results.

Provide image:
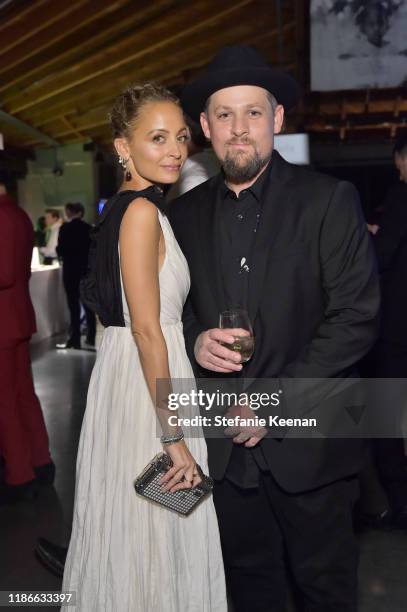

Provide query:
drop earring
left=118, top=155, right=132, bottom=181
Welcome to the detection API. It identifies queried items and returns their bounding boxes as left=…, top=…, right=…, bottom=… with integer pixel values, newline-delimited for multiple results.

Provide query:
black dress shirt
left=217, top=163, right=271, bottom=488
left=218, top=164, right=270, bottom=311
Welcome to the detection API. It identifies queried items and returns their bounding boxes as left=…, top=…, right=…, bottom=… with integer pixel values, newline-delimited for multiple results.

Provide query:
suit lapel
left=247, top=151, right=295, bottom=323
left=198, top=174, right=227, bottom=314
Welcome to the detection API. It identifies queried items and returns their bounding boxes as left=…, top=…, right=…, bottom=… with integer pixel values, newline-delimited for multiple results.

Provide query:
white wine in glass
left=219, top=308, right=255, bottom=363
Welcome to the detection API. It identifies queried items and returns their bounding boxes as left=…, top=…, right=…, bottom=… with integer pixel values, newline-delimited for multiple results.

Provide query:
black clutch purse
left=134, top=452, right=213, bottom=516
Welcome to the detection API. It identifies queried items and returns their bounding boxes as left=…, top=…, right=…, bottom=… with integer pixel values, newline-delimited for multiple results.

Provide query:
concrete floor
left=0, top=337, right=406, bottom=611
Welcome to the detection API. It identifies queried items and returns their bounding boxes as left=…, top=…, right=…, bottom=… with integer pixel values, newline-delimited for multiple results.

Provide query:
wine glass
left=219, top=308, right=255, bottom=363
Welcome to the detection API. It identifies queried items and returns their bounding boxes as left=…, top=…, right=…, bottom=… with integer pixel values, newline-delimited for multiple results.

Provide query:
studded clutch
left=134, top=452, right=213, bottom=516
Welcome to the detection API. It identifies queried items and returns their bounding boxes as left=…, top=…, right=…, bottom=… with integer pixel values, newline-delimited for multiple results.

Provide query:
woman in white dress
left=62, top=83, right=227, bottom=612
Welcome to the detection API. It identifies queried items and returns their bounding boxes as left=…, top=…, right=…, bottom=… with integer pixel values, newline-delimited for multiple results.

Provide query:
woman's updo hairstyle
left=109, top=82, right=180, bottom=139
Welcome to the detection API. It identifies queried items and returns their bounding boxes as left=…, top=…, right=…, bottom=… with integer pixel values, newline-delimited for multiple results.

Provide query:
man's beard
left=222, top=140, right=271, bottom=184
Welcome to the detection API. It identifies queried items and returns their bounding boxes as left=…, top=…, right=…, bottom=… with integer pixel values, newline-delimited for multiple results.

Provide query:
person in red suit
left=0, top=179, right=54, bottom=504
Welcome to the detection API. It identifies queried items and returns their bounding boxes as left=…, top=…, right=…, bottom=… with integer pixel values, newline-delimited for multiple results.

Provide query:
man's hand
left=194, top=328, right=248, bottom=373
left=224, top=403, right=268, bottom=447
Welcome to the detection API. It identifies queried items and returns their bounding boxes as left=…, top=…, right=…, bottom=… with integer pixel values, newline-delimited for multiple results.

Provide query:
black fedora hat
left=181, top=45, right=301, bottom=122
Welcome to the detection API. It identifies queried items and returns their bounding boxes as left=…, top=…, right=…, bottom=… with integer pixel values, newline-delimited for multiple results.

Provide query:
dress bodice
left=121, top=209, right=190, bottom=327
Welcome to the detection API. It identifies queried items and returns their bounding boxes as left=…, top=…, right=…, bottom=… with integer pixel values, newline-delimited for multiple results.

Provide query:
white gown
left=62, top=209, right=227, bottom=611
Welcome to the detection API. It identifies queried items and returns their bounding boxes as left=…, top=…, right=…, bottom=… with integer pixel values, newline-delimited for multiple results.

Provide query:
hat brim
left=181, top=67, right=301, bottom=121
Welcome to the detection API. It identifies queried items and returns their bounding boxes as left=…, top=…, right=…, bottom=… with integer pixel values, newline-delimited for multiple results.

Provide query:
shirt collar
left=220, top=159, right=271, bottom=201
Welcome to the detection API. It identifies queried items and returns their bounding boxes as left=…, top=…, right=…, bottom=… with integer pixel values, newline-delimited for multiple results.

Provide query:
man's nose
left=231, top=115, right=249, bottom=136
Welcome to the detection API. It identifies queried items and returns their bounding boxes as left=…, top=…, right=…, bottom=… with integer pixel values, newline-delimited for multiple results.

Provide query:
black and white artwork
left=311, top=0, right=407, bottom=90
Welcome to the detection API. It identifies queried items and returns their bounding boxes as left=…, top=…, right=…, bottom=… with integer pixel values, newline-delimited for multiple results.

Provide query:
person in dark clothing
left=34, top=216, right=47, bottom=248
left=56, top=203, right=95, bottom=350
left=361, top=136, right=407, bottom=528
left=171, top=45, right=380, bottom=612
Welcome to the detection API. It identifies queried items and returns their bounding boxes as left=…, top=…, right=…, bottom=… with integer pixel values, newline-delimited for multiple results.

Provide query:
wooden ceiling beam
left=0, top=0, right=175, bottom=93
left=61, top=116, right=85, bottom=140
left=307, top=121, right=407, bottom=132
left=0, top=0, right=48, bottom=34
left=308, top=99, right=407, bottom=115
left=0, top=0, right=133, bottom=81
left=17, top=20, right=295, bottom=129
left=6, top=0, right=256, bottom=113
left=36, top=54, right=297, bottom=131
left=305, top=115, right=407, bottom=129
left=49, top=58, right=298, bottom=138
left=0, top=0, right=88, bottom=56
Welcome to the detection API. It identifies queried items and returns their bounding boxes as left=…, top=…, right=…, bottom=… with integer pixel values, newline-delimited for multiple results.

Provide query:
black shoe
left=34, top=461, right=55, bottom=486
left=0, top=480, right=38, bottom=505
left=56, top=338, right=81, bottom=350
left=35, top=538, right=67, bottom=578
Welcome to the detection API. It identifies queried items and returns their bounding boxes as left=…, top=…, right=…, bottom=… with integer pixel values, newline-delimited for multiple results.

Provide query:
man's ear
left=113, top=137, right=130, bottom=160
left=273, top=105, right=285, bottom=135
left=200, top=112, right=211, bottom=141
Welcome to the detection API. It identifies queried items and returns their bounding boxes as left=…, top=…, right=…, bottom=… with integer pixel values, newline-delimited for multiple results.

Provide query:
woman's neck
left=119, top=176, right=154, bottom=192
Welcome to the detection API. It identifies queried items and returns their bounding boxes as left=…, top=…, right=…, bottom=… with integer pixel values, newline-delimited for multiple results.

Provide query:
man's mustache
left=226, top=138, right=255, bottom=146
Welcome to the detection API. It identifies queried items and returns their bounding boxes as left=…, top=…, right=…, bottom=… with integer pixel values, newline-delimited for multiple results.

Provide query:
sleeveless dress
left=62, top=208, right=227, bottom=611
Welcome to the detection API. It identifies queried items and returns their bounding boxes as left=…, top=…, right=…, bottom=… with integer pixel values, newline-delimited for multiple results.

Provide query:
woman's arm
left=120, top=198, right=169, bottom=406
left=119, top=198, right=201, bottom=491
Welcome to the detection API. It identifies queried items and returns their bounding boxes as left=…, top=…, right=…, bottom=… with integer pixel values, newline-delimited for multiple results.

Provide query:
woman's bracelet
left=160, top=430, right=184, bottom=446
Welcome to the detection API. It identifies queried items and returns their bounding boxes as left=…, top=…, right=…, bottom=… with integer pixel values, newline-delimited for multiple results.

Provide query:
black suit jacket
left=170, top=152, right=380, bottom=492
left=57, top=218, right=91, bottom=279
left=373, top=182, right=407, bottom=344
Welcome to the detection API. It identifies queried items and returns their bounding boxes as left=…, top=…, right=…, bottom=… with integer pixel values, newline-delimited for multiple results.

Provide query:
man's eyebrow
left=213, top=103, right=266, bottom=111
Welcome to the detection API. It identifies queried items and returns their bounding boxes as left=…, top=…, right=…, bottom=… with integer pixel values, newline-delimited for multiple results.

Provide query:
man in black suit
left=362, top=137, right=407, bottom=526
left=170, top=46, right=380, bottom=611
left=372, top=136, right=407, bottom=373
left=56, top=203, right=95, bottom=350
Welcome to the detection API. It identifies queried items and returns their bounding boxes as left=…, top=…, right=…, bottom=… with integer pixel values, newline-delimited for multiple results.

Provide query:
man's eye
left=249, top=110, right=261, bottom=117
left=217, top=113, right=230, bottom=119
left=153, top=135, right=165, bottom=143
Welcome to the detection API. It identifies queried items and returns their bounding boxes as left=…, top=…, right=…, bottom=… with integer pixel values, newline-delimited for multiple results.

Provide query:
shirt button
left=237, top=214, right=244, bottom=221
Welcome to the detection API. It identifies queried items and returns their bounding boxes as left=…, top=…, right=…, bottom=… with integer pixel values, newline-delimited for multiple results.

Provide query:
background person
left=34, top=216, right=47, bottom=248
left=56, top=202, right=95, bottom=350
left=0, top=178, right=54, bottom=505
left=40, top=208, right=61, bottom=264
left=361, top=135, right=407, bottom=528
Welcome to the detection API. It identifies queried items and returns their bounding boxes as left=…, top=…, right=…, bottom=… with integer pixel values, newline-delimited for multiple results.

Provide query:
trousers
left=0, top=339, right=50, bottom=484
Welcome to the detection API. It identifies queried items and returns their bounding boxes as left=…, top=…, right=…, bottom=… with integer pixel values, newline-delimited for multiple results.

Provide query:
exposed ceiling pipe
left=0, top=109, right=59, bottom=146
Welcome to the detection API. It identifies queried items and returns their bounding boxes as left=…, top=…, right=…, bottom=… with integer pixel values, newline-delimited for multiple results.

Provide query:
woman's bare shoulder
left=121, top=197, right=160, bottom=228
